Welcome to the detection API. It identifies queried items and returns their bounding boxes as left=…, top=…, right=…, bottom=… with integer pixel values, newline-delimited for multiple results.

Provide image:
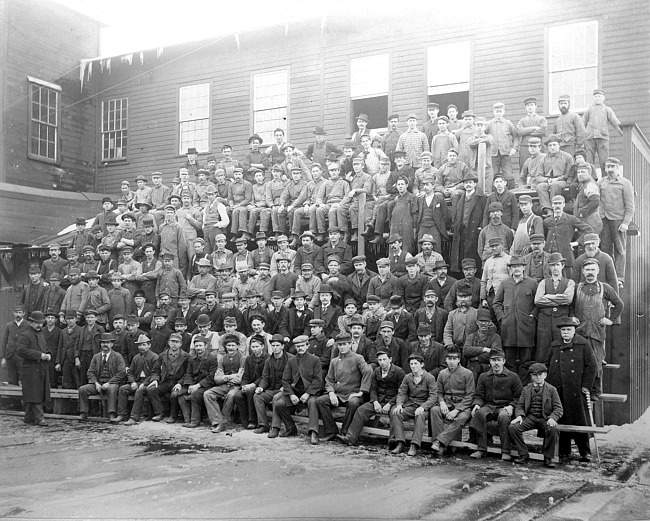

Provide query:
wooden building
left=0, top=0, right=105, bottom=245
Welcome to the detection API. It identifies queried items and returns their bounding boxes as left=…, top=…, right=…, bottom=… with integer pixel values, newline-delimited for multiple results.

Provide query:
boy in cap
left=243, top=134, right=270, bottom=179
left=486, top=102, right=519, bottom=188
left=93, top=197, right=117, bottom=235
left=107, top=273, right=132, bottom=324
left=447, top=104, right=461, bottom=132
left=553, top=94, right=586, bottom=156
left=516, top=97, right=548, bottom=174
left=509, top=362, right=563, bottom=467
left=187, top=258, right=217, bottom=308
left=149, top=172, right=172, bottom=226
left=384, top=295, right=417, bottom=343
left=412, top=152, right=440, bottom=197
left=362, top=156, right=393, bottom=239
left=396, top=114, right=430, bottom=168
left=453, top=110, right=476, bottom=167
left=279, top=143, right=310, bottom=181
left=227, top=168, right=254, bottom=237
left=431, top=116, right=459, bottom=169
left=468, top=116, right=495, bottom=194
left=583, top=89, right=623, bottom=173
left=82, top=271, right=111, bottom=326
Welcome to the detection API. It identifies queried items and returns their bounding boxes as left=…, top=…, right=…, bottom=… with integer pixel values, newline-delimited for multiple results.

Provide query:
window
left=28, top=77, right=61, bottom=164
left=179, top=83, right=210, bottom=155
left=350, top=54, right=389, bottom=131
left=548, top=21, right=598, bottom=113
left=427, top=41, right=471, bottom=116
left=101, top=98, right=128, bottom=161
left=253, top=70, right=288, bottom=143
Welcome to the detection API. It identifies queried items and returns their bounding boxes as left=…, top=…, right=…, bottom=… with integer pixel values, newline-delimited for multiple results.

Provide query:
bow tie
left=533, top=384, right=541, bottom=389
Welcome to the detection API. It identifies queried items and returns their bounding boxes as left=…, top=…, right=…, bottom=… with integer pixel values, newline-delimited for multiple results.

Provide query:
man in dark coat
left=384, top=295, right=417, bottom=343
left=450, top=173, right=486, bottom=273
left=509, top=362, right=563, bottom=468
left=1, top=304, right=29, bottom=386
left=20, top=266, right=46, bottom=316
left=346, top=256, right=377, bottom=309
left=148, top=333, right=190, bottom=423
left=544, top=318, right=597, bottom=462
left=16, top=311, right=51, bottom=425
left=118, top=334, right=159, bottom=425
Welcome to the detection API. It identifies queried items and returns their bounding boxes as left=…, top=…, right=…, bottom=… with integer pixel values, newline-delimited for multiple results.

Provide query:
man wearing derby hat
left=78, top=333, right=127, bottom=421
left=351, top=113, right=380, bottom=149
left=533, top=252, right=575, bottom=362
left=509, top=362, right=563, bottom=467
left=16, top=311, right=51, bottom=425
left=544, top=317, right=597, bottom=462
left=306, top=126, right=341, bottom=167
left=118, top=334, right=159, bottom=425
left=450, top=171, right=486, bottom=272
left=493, top=256, right=538, bottom=383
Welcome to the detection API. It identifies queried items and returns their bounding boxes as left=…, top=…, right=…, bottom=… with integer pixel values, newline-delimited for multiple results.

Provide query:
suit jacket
left=20, top=282, right=46, bottom=315
left=87, top=349, right=127, bottom=385
left=182, top=353, right=219, bottom=387
left=347, top=269, right=378, bottom=308
left=319, top=241, right=354, bottom=276
left=332, top=336, right=378, bottom=368
left=282, top=351, right=322, bottom=396
left=451, top=192, right=486, bottom=272
left=514, top=382, right=563, bottom=421
left=369, top=363, right=406, bottom=406
left=413, top=306, right=448, bottom=345
left=279, top=307, right=313, bottom=340
left=127, top=350, right=159, bottom=385
left=1, top=320, right=30, bottom=359
left=385, top=309, right=417, bottom=343
left=75, top=325, right=105, bottom=357
left=416, top=192, right=450, bottom=239
left=133, top=303, right=156, bottom=332
left=543, top=212, right=592, bottom=268
left=169, top=306, right=199, bottom=333
left=266, top=306, right=289, bottom=336
left=312, top=304, right=342, bottom=339
left=16, top=327, right=50, bottom=403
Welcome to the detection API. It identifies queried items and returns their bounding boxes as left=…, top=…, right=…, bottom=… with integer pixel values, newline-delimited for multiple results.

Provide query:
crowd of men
left=1, top=88, right=635, bottom=468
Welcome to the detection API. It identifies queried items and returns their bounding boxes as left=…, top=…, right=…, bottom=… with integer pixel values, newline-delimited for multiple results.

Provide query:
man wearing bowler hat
left=351, top=113, right=380, bottom=149
left=16, top=311, right=51, bottom=425
left=306, top=126, right=341, bottom=167
left=509, top=362, right=563, bottom=467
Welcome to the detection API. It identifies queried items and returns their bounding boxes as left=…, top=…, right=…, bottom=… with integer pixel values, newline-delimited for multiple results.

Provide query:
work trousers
left=504, top=346, right=533, bottom=386
left=203, top=225, right=228, bottom=255
left=78, top=383, right=119, bottom=414
left=315, top=394, right=365, bottom=435
left=118, top=383, right=148, bottom=419
left=203, top=384, right=238, bottom=426
left=469, top=404, right=512, bottom=453
left=146, top=380, right=178, bottom=417
left=5, top=354, right=22, bottom=385
left=272, top=393, right=319, bottom=433
left=247, top=207, right=270, bottom=234
left=315, top=203, right=341, bottom=233
left=601, top=217, right=627, bottom=282
left=389, top=404, right=429, bottom=446
left=346, top=401, right=391, bottom=444
left=253, top=389, right=281, bottom=428
left=535, top=179, right=567, bottom=211
left=24, top=403, right=45, bottom=424
left=291, top=206, right=317, bottom=236
left=509, top=415, right=559, bottom=459
left=337, top=200, right=362, bottom=231
left=429, top=406, right=472, bottom=447
left=491, top=152, right=516, bottom=188
left=586, top=138, right=609, bottom=173
left=232, top=386, right=256, bottom=425
left=559, top=431, right=591, bottom=458
left=373, top=201, right=390, bottom=235
left=231, top=207, right=248, bottom=234
left=177, top=386, right=208, bottom=424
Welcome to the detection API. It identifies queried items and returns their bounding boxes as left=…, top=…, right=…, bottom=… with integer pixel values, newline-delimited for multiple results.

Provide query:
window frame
left=426, top=41, right=472, bottom=97
left=252, top=68, right=289, bottom=144
left=349, top=53, right=391, bottom=133
left=27, top=76, right=61, bottom=165
left=178, top=82, right=211, bottom=156
left=546, top=20, right=599, bottom=115
left=101, top=97, right=128, bottom=162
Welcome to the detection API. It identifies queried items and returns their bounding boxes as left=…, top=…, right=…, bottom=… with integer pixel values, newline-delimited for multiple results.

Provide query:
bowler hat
left=100, top=333, right=114, bottom=342
left=313, top=126, right=327, bottom=135
left=195, top=314, right=211, bottom=327
left=318, top=284, right=334, bottom=294
left=507, top=256, right=526, bottom=266
left=27, top=311, right=46, bottom=323
left=356, top=113, right=369, bottom=122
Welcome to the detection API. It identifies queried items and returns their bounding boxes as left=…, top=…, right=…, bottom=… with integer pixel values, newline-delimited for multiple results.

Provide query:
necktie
left=553, top=279, right=559, bottom=291
left=103, top=355, right=108, bottom=364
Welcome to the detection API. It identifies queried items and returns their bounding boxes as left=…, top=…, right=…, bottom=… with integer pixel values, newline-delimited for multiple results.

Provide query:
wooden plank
left=600, top=393, right=627, bottom=403
left=0, top=410, right=110, bottom=423
left=556, top=425, right=611, bottom=434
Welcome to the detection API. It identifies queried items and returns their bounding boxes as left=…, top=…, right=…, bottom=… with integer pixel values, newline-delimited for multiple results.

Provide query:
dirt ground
left=1, top=414, right=649, bottom=521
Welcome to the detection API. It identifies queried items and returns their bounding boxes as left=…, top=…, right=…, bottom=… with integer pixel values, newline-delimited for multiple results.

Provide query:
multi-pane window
left=179, top=83, right=210, bottom=154
left=427, top=41, right=471, bottom=116
left=102, top=98, right=128, bottom=161
left=253, top=70, right=288, bottom=143
left=548, top=21, right=598, bottom=113
left=28, top=77, right=60, bottom=163
left=350, top=54, right=389, bottom=130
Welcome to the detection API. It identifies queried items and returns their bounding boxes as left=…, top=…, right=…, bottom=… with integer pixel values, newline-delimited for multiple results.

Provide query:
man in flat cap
left=347, top=256, right=377, bottom=309
left=367, top=258, right=400, bottom=309
left=509, top=362, right=563, bottom=467
left=159, top=204, right=188, bottom=277
left=396, top=257, right=429, bottom=314
left=512, top=195, right=544, bottom=256
left=583, top=89, right=623, bottom=173
left=599, top=157, right=634, bottom=286
left=553, top=94, right=586, bottom=156
left=60, top=267, right=89, bottom=322
left=516, top=97, right=548, bottom=180
left=572, top=233, right=618, bottom=290
left=469, top=347, right=522, bottom=460
left=534, top=134, right=574, bottom=216
left=396, top=114, right=430, bottom=169
left=176, top=335, right=218, bottom=427
left=486, top=102, right=519, bottom=188
left=404, top=322, right=446, bottom=378
left=423, top=102, right=440, bottom=144
left=521, top=233, right=550, bottom=283
left=454, top=110, right=476, bottom=168
left=477, top=201, right=514, bottom=262
left=463, top=308, right=502, bottom=383
left=412, top=151, right=439, bottom=197
left=431, top=115, right=459, bottom=169
left=21, top=266, right=46, bottom=318
left=443, top=281, right=477, bottom=352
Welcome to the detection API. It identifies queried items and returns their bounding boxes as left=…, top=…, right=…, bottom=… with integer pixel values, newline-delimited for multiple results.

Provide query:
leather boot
left=391, top=441, right=405, bottom=455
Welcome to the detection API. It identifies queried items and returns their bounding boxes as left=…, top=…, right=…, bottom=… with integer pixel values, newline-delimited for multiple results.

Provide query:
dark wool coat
left=451, top=192, right=486, bottom=272
left=17, top=328, right=50, bottom=404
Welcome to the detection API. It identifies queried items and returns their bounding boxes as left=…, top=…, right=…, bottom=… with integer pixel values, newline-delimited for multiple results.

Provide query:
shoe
left=336, top=434, right=351, bottom=445
left=34, top=421, right=48, bottom=427
left=362, top=225, right=374, bottom=238
left=391, top=441, right=405, bottom=455
left=543, top=457, right=556, bottom=468
left=350, top=231, right=358, bottom=242
left=501, top=453, right=512, bottom=462
left=151, top=415, right=163, bottom=422
left=280, top=427, right=298, bottom=438
left=579, top=454, right=592, bottom=463
left=182, top=422, right=200, bottom=429
left=211, top=423, right=228, bottom=433
left=246, top=422, right=257, bottom=430
left=289, top=237, right=299, bottom=248
left=407, top=444, right=419, bottom=457
left=431, top=441, right=443, bottom=454
left=311, top=432, right=319, bottom=445
left=267, top=427, right=280, bottom=439
left=78, top=413, right=88, bottom=421
left=165, top=416, right=177, bottom=424
left=110, top=414, right=122, bottom=423
left=369, top=235, right=383, bottom=245
left=320, top=433, right=338, bottom=442
left=123, top=418, right=138, bottom=426
left=513, top=456, right=529, bottom=465
left=470, top=450, right=486, bottom=459
left=253, top=426, right=269, bottom=434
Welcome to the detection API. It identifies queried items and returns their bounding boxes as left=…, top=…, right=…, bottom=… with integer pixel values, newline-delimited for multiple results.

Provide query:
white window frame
left=179, top=83, right=210, bottom=155
left=28, top=76, right=61, bottom=164
left=350, top=54, right=390, bottom=132
left=548, top=20, right=599, bottom=114
left=253, top=69, right=289, bottom=144
left=101, top=97, right=128, bottom=161
left=427, top=41, right=471, bottom=96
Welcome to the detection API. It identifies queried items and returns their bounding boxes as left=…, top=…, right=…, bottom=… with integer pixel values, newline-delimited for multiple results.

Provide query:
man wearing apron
left=511, top=195, right=544, bottom=256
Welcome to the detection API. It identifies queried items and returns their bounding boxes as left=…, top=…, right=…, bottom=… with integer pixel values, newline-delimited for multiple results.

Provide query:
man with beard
left=463, top=308, right=502, bottom=382
left=553, top=94, right=586, bottom=156
left=522, top=234, right=551, bottom=283
left=447, top=258, right=482, bottom=312
left=443, top=283, right=478, bottom=352
left=119, top=334, right=159, bottom=425
left=477, top=202, right=514, bottom=263
left=430, top=261, right=457, bottom=307
left=16, top=311, right=51, bottom=426
left=414, top=234, right=444, bottom=278
left=573, top=166, right=603, bottom=235
left=572, top=234, right=618, bottom=290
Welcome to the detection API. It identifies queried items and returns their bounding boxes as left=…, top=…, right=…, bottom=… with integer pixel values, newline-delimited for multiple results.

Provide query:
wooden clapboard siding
left=1, top=0, right=100, bottom=192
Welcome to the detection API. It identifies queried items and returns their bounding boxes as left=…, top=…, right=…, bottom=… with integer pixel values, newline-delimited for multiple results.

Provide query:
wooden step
left=600, top=393, right=627, bottom=403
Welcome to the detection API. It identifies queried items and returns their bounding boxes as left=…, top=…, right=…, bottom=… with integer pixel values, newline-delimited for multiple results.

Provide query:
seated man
left=389, top=353, right=437, bottom=456
left=315, top=332, right=373, bottom=444
left=269, top=335, right=322, bottom=439
left=203, top=334, right=246, bottom=432
left=509, top=362, right=563, bottom=468
left=147, top=332, right=190, bottom=423
left=232, top=336, right=268, bottom=429
left=469, top=347, right=523, bottom=461
left=252, top=334, right=293, bottom=434
left=176, top=336, right=218, bottom=427
left=429, top=346, right=475, bottom=455
left=338, top=349, right=405, bottom=446
left=118, top=334, right=159, bottom=424
left=78, top=333, right=127, bottom=421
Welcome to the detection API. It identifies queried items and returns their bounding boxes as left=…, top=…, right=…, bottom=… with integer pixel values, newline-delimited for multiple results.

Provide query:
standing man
left=381, top=114, right=403, bottom=164
left=598, top=157, right=634, bottom=287
left=493, top=256, right=538, bottom=383
left=553, top=94, right=586, bottom=156
left=583, top=88, right=623, bottom=174
left=159, top=205, right=188, bottom=276
left=450, top=172, right=486, bottom=273
left=396, top=114, right=430, bottom=169
left=306, top=127, right=341, bottom=168
left=512, top=195, right=544, bottom=256
left=16, top=311, right=51, bottom=426
left=422, top=102, right=440, bottom=143
left=1, top=305, right=29, bottom=386
left=487, top=102, right=519, bottom=188
left=516, top=97, right=548, bottom=178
